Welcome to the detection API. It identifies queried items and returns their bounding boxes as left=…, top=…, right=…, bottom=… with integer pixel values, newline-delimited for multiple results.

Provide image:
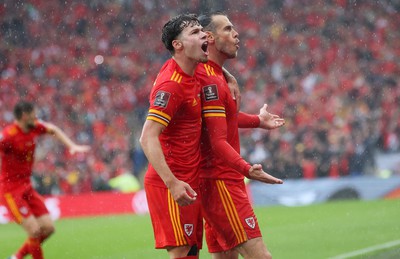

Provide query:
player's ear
left=172, top=40, right=183, bottom=50
left=206, top=32, right=214, bottom=43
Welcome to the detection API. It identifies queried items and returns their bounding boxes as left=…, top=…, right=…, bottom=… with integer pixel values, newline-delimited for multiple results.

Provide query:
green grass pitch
left=0, top=199, right=399, bottom=258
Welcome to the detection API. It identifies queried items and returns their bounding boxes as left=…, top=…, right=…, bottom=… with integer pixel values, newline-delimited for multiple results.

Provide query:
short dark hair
left=198, top=11, right=227, bottom=32
left=14, top=101, right=34, bottom=120
left=161, top=13, right=200, bottom=54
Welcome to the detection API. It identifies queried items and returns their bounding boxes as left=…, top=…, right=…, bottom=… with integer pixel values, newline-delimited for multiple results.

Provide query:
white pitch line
left=329, top=239, right=400, bottom=259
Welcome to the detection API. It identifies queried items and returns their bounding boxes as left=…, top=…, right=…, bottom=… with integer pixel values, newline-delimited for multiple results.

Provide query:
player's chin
left=27, top=123, right=35, bottom=130
left=198, top=56, right=208, bottom=63
left=227, top=51, right=237, bottom=59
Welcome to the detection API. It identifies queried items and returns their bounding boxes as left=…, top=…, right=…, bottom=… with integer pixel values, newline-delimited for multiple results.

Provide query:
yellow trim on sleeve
left=202, top=105, right=225, bottom=111
left=203, top=113, right=226, bottom=118
left=149, top=109, right=171, bottom=120
left=147, top=117, right=168, bottom=127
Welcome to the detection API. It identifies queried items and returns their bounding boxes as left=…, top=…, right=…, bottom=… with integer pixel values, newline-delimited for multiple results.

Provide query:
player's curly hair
left=161, top=13, right=200, bottom=54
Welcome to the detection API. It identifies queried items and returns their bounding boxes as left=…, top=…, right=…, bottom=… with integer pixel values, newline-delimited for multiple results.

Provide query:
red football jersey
left=144, top=59, right=202, bottom=188
left=0, top=121, right=47, bottom=191
left=197, top=61, right=251, bottom=180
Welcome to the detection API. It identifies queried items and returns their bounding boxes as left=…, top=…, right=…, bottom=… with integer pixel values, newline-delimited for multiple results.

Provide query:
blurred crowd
left=0, top=0, right=399, bottom=195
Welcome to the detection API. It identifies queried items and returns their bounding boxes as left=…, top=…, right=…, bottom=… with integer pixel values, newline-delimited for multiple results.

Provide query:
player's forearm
left=238, top=112, right=260, bottom=128
left=45, top=123, right=78, bottom=149
left=205, top=117, right=251, bottom=176
left=212, top=139, right=251, bottom=177
left=140, top=135, right=177, bottom=188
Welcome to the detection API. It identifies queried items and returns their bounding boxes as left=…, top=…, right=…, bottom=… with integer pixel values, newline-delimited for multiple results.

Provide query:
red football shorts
left=199, top=178, right=262, bottom=253
left=144, top=183, right=203, bottom=249
left=1, top=185, right=49, bottom=224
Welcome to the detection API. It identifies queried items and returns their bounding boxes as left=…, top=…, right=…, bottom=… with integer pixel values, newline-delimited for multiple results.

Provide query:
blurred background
left=0, top=0, right=399, bottom=200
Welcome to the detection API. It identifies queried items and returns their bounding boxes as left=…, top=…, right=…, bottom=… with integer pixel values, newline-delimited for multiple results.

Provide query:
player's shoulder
left=196, top=61, right=221, bottom=77
left=34, top=120, right=50, bottom=132
left=35, top=119, right=46, bottom=127
left=2, top=124, right=19, bottom=138
left=156, top=60, right=186, bottom=86
left=195, top=62, right=211, bottom=77
left=154, top=62, right=190, bottom=95
left=196, top=62, right=206, bottom=73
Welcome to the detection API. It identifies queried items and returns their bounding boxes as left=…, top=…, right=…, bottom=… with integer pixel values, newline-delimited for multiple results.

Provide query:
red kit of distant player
left=0, top=121, right=49, bottom=222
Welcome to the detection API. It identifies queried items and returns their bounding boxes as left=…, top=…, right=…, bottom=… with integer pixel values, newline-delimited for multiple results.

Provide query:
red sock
left=176, top=256, right=198, bottom=259
left=28, top=237, right=44, bottom=259
left=15, top=239, right=30, bottom=259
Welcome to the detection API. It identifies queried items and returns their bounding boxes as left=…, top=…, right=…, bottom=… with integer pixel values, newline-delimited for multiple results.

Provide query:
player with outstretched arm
left=1, top=101, right=90, bottom=259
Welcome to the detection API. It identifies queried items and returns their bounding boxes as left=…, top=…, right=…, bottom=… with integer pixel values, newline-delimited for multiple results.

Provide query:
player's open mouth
left=201, top=41, right=208, bottom=54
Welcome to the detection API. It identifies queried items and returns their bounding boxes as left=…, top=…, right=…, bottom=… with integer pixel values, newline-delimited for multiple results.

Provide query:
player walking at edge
left=0, top=101, right=90, bottom=259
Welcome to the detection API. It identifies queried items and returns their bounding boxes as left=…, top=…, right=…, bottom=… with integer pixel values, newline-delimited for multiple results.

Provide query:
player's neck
left=15, top=121, right=30, bottom=133
left=172, top=56, right=197, bottom=77
left=208, top=49, right=226, bottom=68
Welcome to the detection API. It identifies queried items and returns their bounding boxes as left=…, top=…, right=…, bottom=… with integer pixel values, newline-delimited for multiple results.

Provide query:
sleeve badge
left=203, top=84, right=219, bottom=101
left=153, top=91, right=171, bottom=108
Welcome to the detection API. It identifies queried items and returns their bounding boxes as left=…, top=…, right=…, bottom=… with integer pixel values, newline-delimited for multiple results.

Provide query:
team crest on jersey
left=203, top=84, right=219, bottom=101
left=245, top=217, right=256, bottom=229
left=154, top=91, right=171, bottom=108
left=184, top=224, right=194, bottom=236
left=7, top=126, right=18, bottom=136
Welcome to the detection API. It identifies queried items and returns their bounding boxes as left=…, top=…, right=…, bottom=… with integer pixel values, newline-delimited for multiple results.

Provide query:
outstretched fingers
left=262, top=171, right=283, bottom=184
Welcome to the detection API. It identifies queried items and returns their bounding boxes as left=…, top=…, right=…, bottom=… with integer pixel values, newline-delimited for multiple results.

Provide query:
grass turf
left=0, top=199, right=399, bottom=258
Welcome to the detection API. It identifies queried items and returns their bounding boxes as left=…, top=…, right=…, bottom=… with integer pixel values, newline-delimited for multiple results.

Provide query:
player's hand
left=69, top=145, right=91, bottom=155
left=258, top=104, right=285, bottom=130
left=169, top=180, right=197, bottom=206
left=248, top=164, right=283, bottom=184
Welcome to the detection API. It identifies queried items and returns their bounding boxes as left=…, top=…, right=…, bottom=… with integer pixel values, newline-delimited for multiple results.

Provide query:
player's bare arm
left=42, top=121, right=90, bottom=154
left=140, top=119, right=197, bottom=206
